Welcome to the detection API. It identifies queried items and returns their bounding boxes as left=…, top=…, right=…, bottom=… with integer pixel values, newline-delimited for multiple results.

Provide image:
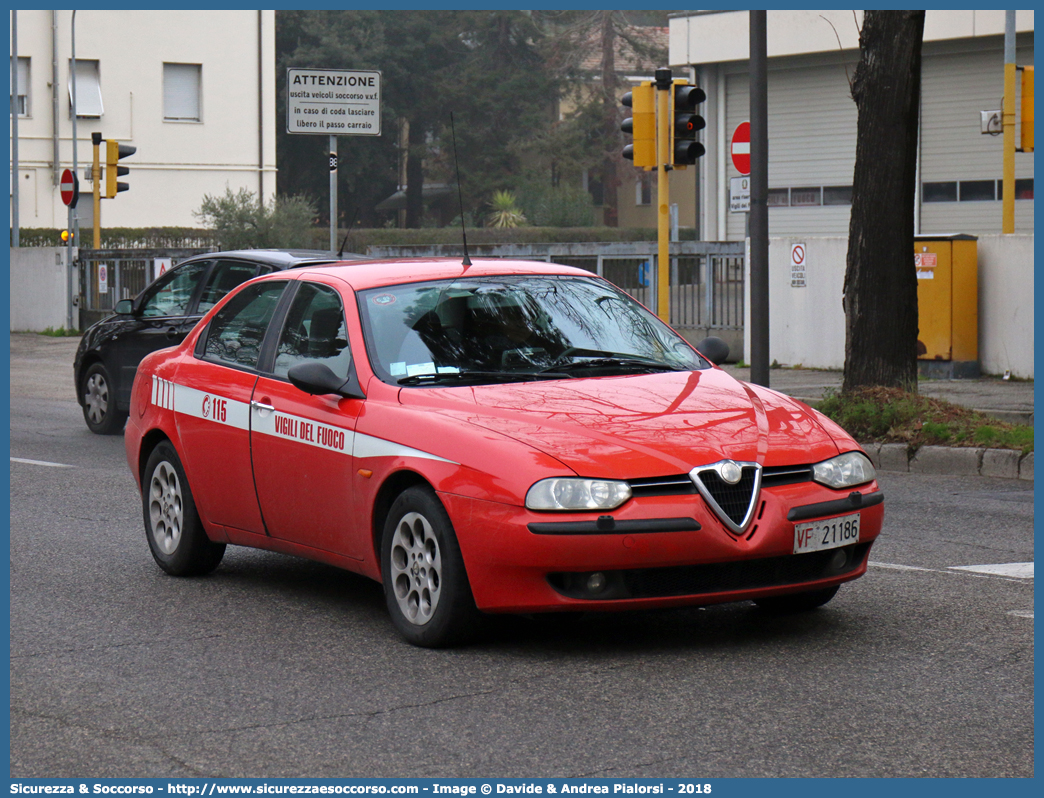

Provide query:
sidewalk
left=722, top=364, right=1034, bottom=481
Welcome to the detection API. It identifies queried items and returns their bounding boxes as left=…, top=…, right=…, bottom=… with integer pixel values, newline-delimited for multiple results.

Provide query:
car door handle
left=250, top=400, right=275, bottom=414
left=165, top=327, right=179, bottom=339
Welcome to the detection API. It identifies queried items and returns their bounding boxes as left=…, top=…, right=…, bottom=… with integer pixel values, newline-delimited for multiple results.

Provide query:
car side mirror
left=288, top=361, right=365, bottom=400
left=696, top=336, right=730, bottom=366
left=114, top=299, right=135, bottom=316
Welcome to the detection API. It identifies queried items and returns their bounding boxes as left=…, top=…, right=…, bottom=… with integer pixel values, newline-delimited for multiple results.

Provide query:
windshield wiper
left=539, top=356, right=684, bottom=375
left=397, top=370, right=563, bottom=386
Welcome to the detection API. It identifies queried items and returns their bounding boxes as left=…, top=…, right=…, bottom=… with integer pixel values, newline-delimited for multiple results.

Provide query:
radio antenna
left=449, top=112, right=471, bottom=267
left=337, top=206, right=359, bottom=258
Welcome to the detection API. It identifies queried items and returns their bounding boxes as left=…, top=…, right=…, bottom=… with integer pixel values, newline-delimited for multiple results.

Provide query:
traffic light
left=104, top=139, right=136, bottom=198
left=621, top=82, right=655, bottom=169
left=670, top=80, right=706, bottom=167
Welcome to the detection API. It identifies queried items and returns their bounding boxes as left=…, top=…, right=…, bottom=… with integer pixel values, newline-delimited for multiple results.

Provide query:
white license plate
left=793, top=512, right=861, bottom=554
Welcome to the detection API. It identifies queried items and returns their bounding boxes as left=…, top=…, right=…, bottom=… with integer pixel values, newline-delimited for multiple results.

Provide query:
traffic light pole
left=1002, top=10, right=1016, bottom=234
left=92, top=133, right=102, bottom=248
left=655, top=68, right=672, bottom=322
left=622, top=69, right=705, bottom=323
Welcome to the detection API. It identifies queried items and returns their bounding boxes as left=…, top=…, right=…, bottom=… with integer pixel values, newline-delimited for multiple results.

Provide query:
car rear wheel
left=381, top=486, right=483, bottom=647
left=143, top=441, right=225, bottom=576
left=81, top=363, right=128, bottom=435
left=754, top=585, right=839, bottom=613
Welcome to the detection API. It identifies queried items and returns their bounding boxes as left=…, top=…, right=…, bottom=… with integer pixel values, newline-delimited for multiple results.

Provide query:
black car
left=74, top=249, right=358, bottom=434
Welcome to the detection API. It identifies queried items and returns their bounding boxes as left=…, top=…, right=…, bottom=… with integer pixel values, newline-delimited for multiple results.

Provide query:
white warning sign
left=287, top=68, right=382, bottom=136
left=790, top=242, right=806, bottom=288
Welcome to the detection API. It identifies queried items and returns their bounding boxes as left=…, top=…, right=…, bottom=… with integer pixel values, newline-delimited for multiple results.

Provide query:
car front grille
left=547, top=543, right=871, bottom=601
left=628, top=464, right=813, bottom=498
left=694, top=467, right=759, bottom=527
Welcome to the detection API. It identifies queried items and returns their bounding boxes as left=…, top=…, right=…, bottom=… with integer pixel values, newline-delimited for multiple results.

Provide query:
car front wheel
left=142, top=441, right=225, bottom=576
left=754, top=585, right=839, bottom=613
left=381, top=486, right=483, bottom=647
left=81, top=363, right=128, bottom=435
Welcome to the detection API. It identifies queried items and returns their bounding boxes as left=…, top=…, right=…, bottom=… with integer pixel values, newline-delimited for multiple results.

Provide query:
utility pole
left=749, top=10, right=770, bottom=387
left=71, top=11, right=80, bottom=247
left=329, top=136, right=338, bottom=252
left=11, top=9, right=19, bottom=247
left=1002, top=10, right=1016, bottom=234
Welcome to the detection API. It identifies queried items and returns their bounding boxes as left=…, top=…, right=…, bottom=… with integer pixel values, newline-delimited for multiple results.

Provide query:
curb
left=860, top=443, right=1033, bottom=481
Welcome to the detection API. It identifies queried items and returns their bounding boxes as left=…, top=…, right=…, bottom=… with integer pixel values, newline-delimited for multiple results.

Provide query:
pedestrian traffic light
left=671, top=80, right=706, bottom=167
left=104, top=139, right=136, bottom=198
left=621, top=82, right=656, bottom=169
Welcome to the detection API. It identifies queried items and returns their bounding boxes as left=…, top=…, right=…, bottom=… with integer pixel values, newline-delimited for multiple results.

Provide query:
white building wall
left=742, top=236, right=1034, bottom=379
left=9, top=247, right=78, bottom=331
left=977, top=234, right=1034, bottom=378
left=10, top=9, right=277, bottom=231
left=672, top=9, right=1034, bottom=65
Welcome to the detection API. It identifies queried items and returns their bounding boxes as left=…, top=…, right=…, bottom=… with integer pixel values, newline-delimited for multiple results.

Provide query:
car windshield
left=358, top=274, right=709, bottom=386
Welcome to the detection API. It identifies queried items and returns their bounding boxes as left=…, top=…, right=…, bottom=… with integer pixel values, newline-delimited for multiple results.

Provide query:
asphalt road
left=8, top=336, right=1035, bottom=778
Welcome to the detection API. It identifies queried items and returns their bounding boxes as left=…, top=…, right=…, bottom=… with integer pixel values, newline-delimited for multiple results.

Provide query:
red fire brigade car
left=125, top=258, right=883, bottom=647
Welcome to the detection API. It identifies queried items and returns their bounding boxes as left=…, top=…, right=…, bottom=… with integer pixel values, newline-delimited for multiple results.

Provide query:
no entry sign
left=731, top=121, right=751, bottom=175
left=60, top=168, right=79, bottom=207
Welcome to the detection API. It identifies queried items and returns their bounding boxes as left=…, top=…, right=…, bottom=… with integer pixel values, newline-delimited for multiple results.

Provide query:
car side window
left=196, top=260, right=263, bottom=315
left=202, top=281, right=288, bottom=370
left=139, top=261, right=210, bottom=318
left=272, top=282, right=351, bottom=381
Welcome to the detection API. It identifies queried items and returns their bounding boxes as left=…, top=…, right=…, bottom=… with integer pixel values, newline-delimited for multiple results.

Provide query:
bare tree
left=538, top=11, right=666, bottom=227
left=842, top=10, right=925, bottom=391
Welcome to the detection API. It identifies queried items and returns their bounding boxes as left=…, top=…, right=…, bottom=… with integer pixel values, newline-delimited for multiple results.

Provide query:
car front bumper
left=441, top=480, right=884, bottom=613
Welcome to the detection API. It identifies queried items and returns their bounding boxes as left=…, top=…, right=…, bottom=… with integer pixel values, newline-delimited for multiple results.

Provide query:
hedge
left=15, top=225, right=689, bottom=252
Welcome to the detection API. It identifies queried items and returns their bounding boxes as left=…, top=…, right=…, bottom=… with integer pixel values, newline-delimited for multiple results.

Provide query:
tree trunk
left=842, top=10, right=925, bottom=392
left=600, top=12, right=620, bottom=228
left=404, top=118, right=425, bottom=229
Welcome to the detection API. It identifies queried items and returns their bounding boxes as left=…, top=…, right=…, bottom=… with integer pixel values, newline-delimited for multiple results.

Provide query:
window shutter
left=68, top=60, right=103, bottom=117
left=164, top=63, right=201, bottom=121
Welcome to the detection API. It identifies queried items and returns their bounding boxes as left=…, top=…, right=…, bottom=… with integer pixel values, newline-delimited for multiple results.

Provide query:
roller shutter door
left=723, top=57, right=857, bottom=240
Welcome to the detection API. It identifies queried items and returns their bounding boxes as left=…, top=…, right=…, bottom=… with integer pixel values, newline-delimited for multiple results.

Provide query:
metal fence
left=365, top=241, right=747, bottom=332
left=77, top=248, right=210, bottom=329
left=76, top=242, right=746, bottom=333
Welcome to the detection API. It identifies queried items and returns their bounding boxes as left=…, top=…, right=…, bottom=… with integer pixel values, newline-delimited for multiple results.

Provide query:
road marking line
left=1007, top=610, right=1033, bottom=619
left=10, top=457, right=75, bottom=469
left=870, top=560, right=1033, bottom=583
left=869, top=561, right=933, bottom=572
left=949, top=562, right=1034, bottom=579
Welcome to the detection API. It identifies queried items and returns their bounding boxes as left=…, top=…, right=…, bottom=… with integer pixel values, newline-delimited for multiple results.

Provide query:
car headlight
left=526, top=478, right=632, bottom=511
left=812, top=451, right=876, bottom=489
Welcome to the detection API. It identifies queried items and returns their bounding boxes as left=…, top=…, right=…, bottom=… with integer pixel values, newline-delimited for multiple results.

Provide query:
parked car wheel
left=754, top=585, right=839, bottom=613
left=81, top=363, right=128, bottom=435
left=381, top=486, right=483, bottom=647
left=143, top=441, right=225, bottom=576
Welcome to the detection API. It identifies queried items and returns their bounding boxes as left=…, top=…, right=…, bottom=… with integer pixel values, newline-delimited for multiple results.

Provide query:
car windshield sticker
left=151, top=376, right=454, bottom=463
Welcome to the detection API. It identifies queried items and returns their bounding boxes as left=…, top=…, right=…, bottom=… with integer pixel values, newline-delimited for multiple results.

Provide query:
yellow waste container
left=915, top=234, right=978, bottom=378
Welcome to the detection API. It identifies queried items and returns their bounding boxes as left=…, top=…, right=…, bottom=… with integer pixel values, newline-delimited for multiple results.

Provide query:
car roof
left=286, top=257, right=599, bottom=291
left=182, top=249, right=369, bottom=269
